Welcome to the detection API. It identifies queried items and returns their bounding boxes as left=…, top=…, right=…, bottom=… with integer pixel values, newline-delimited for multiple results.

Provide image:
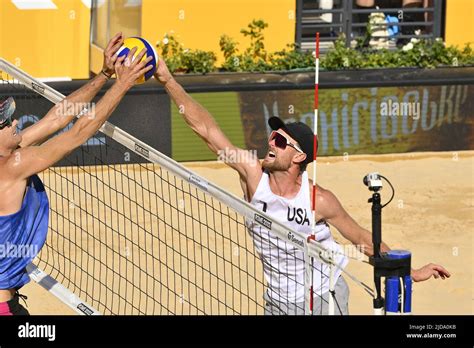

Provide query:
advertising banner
left=238, top=84, right=473, bottom=158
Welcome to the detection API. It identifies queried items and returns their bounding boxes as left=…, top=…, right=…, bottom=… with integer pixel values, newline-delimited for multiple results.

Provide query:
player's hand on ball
left=154, top=59, right=173, bottom=85
left=411, top=263, right=451, bottom=282
left=103, top=32, right=124, bottom=77
left=115, top=47, right=154, bottom=89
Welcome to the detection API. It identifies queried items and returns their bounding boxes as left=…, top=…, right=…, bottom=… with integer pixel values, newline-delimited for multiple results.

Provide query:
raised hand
left=153, top=59, right=173, bottom=85
left=115, top=47, right=154, bottom=90
left=102, top=32, right=124, bottom=77
left=412, top=263, right=451, bottom=282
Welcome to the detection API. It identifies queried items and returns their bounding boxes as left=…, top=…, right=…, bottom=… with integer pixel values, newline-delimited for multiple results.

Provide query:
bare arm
left=20, top=33, right=124, bottom=147
left=155, top=60, right=260, bottom=180
left=5, top=48, right=153, bottom=180
left=315, top=187, right=390, bottom=254
left=19, top=73, right=108, bottom=147
left=316, top=187, right=451, bottom=282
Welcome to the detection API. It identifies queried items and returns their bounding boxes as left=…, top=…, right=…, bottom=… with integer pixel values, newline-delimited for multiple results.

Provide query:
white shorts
left=264, top=276, right=350, bottom=315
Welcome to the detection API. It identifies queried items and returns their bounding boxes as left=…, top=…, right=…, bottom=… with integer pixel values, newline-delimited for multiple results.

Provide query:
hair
left=299, top=162, right=308, bottom=173
left=294, top=140, right=308, bottom=173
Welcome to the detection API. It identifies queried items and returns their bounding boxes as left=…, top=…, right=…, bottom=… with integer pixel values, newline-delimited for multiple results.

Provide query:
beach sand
left=21, top=150, right=473, bottom=315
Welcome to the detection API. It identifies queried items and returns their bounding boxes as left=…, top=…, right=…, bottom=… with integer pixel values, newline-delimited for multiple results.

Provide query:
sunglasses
left=269, top=131, right=303, bottom=153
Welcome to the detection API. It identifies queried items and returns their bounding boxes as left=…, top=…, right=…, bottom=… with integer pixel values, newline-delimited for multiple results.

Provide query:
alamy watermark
left=18, top=322, right=55, bottom=341
left=317, top=244, right=366, bottom=262
left=217, top=147, right=259, bottom=166
left=0, top=242, right=39, bottom=258
left=380, top=100, right=420, bottom=120
left=56, top=100, right=96, bottom=119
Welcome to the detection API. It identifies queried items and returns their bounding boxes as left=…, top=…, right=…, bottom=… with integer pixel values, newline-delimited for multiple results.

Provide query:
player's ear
left=293, top=152, right=307, bottom=165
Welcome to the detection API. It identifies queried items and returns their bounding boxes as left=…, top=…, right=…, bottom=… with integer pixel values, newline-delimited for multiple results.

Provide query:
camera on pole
left=363, top=173, right=412, bottom=315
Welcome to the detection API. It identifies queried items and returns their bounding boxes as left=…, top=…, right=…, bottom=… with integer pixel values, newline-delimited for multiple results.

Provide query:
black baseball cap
left=268, top=116, right=315, bottom=165
left=0, top=97, right=15, bottom=125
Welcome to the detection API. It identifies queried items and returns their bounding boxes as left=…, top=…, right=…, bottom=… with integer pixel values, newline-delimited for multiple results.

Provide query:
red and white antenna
left=309, top=32, right=320, bottom=314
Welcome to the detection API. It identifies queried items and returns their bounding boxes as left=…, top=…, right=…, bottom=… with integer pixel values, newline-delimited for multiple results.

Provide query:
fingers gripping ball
left=116, top=37, right=158, bottom=84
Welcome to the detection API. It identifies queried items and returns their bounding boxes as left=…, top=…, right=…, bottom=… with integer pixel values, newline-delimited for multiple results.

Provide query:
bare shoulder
left=241, top=162, right=264, bottom=202
left=0, top=154, right=14, bottom=181
left=0, top=156, right=28, bottom=215
left=308, top=180, right=343, bottom=219
left=308, top=179, right=332, bottom=202
left=0, top=147, right=30, bottom=181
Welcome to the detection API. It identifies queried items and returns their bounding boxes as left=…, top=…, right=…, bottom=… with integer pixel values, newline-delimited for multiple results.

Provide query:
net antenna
left=304, top=33, right=337, bottom=315
left=0, top=57, right=369, bottom=315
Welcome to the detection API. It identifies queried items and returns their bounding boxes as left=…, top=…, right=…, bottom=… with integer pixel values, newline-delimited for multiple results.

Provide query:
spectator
left=355, top=0, right=425, bottom=42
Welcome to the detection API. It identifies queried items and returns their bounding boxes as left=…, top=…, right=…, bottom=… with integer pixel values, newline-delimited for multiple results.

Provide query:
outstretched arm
left=154, top=60, right=260, bottom=181
left=316, top=186, right=451, bottom=282
left=5, top=48, right=153, bottom=180
left=20, top=33, right=124, bottom=147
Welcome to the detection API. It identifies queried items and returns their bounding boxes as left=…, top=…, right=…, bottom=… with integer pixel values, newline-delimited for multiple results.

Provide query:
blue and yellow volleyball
left=116, top=37, right=158, bottom=84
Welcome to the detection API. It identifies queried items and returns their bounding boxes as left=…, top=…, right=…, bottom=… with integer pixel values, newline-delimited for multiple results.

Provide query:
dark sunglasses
left=269, top=131, right=303, bottom=153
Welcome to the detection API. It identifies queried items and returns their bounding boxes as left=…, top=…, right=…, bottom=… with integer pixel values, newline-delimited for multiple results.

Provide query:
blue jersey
left=0, top=175, right=49, bottom=289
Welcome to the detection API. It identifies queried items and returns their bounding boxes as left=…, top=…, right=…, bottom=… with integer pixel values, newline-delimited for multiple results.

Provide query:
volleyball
left=116, top=37, right=158, bottom=84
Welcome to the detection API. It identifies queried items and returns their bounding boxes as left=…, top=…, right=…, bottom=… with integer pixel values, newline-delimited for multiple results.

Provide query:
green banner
left=171, top=85, right=473, bottom=161
left=171, top=92, right=245, bottom=161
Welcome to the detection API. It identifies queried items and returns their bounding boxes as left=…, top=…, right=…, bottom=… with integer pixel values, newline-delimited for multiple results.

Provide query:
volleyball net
left=0, top=58, right=361, bottom=315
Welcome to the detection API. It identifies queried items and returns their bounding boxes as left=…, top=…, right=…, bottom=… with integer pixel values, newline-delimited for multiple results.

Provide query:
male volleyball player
left=154, top=60, right=450, bottom=315
left=0, top=33, right=153, bottom=315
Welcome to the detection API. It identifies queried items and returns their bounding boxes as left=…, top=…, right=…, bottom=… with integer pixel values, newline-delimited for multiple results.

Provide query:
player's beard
left=262, top=154, right=291, bottom=172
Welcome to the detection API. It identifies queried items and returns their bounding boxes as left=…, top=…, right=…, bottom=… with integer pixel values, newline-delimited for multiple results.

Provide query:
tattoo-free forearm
left=360, top=228, right=418, bottom=275
left=71, top=81, right=127, bottom=144
left=164, top=78, right=217, bottom=136
left=53, top=73, right=109, bottom=129
left=358, top=228, right=391, bottom=256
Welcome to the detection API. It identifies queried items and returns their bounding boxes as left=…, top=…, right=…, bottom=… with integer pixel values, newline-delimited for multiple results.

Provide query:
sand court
left=21, top=151, right=473, bottom=315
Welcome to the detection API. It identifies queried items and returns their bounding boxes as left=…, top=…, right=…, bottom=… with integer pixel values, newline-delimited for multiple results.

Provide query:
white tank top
left=246, top=170, right=348, bottom=303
